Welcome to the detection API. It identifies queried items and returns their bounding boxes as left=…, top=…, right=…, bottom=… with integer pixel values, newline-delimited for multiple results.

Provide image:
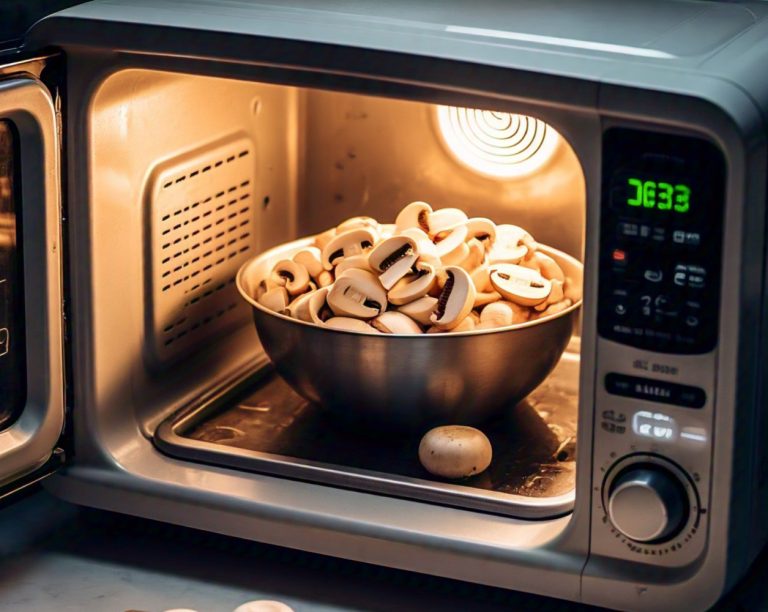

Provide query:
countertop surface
left=0, top=489, right=768, bottom=612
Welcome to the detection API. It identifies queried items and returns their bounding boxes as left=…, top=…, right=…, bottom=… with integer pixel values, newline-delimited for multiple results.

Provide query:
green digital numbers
left=626, top=177, right=690, bottom=214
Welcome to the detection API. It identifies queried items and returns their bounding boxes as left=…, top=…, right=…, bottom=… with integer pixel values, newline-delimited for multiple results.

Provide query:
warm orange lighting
left=437, top=105, right=561, bottom=179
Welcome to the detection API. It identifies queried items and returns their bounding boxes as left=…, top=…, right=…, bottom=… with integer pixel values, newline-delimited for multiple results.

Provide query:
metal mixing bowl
left=237, top=235, right=583, bottom=431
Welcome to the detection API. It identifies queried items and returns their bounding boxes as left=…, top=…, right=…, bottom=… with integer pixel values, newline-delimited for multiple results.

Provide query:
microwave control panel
left=0, top=120, right=25, bottom=427
left=598, top=128, right=725, bottom=354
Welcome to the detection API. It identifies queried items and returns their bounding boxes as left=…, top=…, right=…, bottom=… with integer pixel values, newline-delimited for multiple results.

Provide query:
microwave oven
left=1, top=1, right=768, bottom=609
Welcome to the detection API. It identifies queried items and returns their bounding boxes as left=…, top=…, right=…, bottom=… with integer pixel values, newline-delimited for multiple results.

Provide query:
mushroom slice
left=564, top=276, right=582, bottom=303
left=479, top=301, right=528, bottom=328
left=458, top=238, right=485, bottom=272
left=316, top=270, right=334, bottom=287
left=388, top=262, right=436, bottom=306
left=441, top=241, right=470, bottom=266
left=258, top=286, right=289, bottom=313
left=395, top=201, right=432, bottom=234
left=368, top=236, right=419, bottom=290
left=335, top=253, right=373, bottom=276
left=336, top=215, right=381, bottom=238
left=314, top=227, right=336, bottom=251
left=534, top=298, right=573, bottom=319
left=533, top=252, right=566, bottom=283
left=433, top=223, right=468, bottom=258
left=488, top=224, right=533, bottom=264
left=534, top=279, right=565, bottom=311
left=372, top=311, right=423, bottom=334
left=286, top=288, right=319, bottom=322
left=465, top=218, right=497, bottom=250
left=400, top=227, right=441, bottom=268
left=321, top=227, right=377, bottom=270
left=270, top=260, right=311, bottom=296
left=397, top=295, right=438, bottom=326
left=452, top=315, right=476, bottom=332
left=308, top=286, right=332, bottom=324
left=489, top=263, right=552, bottom=307
left=325, top=317, right=380, bottom=333
left=474, top=290, right=502, bottom=308
left=470, top=266, right=492, bottom=292
left=427, top=208, right=469, bottom=235
left=430, top=266, right=476, bottom=330
left=292, top=247, right=324, bottom=279
left=327, top=268, right=387, bottom=319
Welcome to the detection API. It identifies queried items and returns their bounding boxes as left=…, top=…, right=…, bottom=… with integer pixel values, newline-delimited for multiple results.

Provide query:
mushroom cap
left=371, top=311, right=423, bottom=334
left=258, top=286, right=289, bottom=313
left=433, top=223, right=468, bottom=258
left=327, top=268, right=387, bottom=319
left=489, top=263, right=552, bottom=306
left=292, top=247, right=324, bottom=278
left=336, top=215, right=381, bottom=238
left=427, top=208, right=469, bottom=235
left=465, top=218, right=497, bottom=249
left=334, top=253, right=373, bottom=276
left=387, top=262, right=436, bottom=306
left=286, top=288, right=319, bottom=322
left=308, top=286, right=332, bottom=324
left=270, top=259, right=311, bottom=296
left=324, top=316, right=381, bottom=333
left=430, top=266, right=476, bottom=330
left=396, top=295, right=438, bottom=326
left=368, top=235, right=419, bottom=290
left=321, top=227, right=378, bottom=270
left=395, top=201, right=432, bottom=234
left=480, top=301, right=515, bottom=327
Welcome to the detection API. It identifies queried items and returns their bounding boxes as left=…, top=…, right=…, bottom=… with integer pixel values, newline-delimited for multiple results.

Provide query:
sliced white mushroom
left=336, top=215, right=381, bottom=238
left=286, top=289, right=319, bottom=322
left=452, top=315, right=476, bottom=332
left=321, top=227, right=378, bottom=270
left=400, top=227, right=442, bottom=268
left=258, top=286, right=289, bottom=313
left=397, top=295, right=438, bottom=326
left=270, top=260, right=311, bottom=296
left=316, top=270, right=334, bottom=287
left=427, top=208, right=469, bottom=235
left=433, top=223, right=468, bottom=259
left=564, top=276, right=582, bottom=303
left=489, top=263, right=552, bottom=307
left=474, top=290, right=502, bottom=308
left=430, top=266, right=476, bottom=330
left=327, top=268, right=387, bottom=319
left=292, top=247, right=324, bottom=279
left=314, top=227, right=336, bottom=251
left=308, top=286, right=332, bottom=324
left=368, top=235, right=419, bottom=290
left=457, top=238, right=485, bottom=272
left=488, top=224, right=533, bottom=265
left=532, top=298, right=573, bottom=320
left=395, top=201, right=432, bottom=234
left=387, top=262, right=436, bottom=306
left=325, top=317, right=380, bottom=333
left=534, top=278, right=564, bottom=311
left=334, top=253, right=373, bottom=276
left=371, top=311, right=423, bottom=334
left=254, top=278, right=278, bottom=301
left=534, top=252, right=566, bottom=283
left=441, top=240, right=470, bottom=266
left=465, top=218, right=497, bottom=250
left=479, top=301, right=527, bottom=327
left=470, top=266, right=493, bottom=293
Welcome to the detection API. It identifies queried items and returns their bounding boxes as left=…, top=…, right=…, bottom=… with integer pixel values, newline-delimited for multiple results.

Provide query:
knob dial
left=607, top=464, right=689, bottom=543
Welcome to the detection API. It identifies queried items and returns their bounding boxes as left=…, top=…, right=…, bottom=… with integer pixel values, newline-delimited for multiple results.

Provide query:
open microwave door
left=0, top=69, right=66, bottom=502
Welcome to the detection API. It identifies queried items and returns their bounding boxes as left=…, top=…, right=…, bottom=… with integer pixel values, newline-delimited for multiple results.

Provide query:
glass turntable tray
left=155, top=351, right=579, bottom=519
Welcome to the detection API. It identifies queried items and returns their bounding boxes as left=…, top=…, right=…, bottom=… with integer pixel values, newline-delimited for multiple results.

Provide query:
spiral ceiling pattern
left=437, top=106, right=561, bottom=178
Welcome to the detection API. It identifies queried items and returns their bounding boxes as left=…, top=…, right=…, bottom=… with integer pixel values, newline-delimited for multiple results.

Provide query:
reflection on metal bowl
left=237, top=235, right=582, bottom=431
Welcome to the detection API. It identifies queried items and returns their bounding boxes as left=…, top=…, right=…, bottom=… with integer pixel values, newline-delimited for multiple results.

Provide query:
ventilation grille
left=148, top=136, right=257, bottom=365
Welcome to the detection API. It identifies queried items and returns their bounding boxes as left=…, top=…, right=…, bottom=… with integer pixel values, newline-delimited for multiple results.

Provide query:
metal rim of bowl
left=236, top=233, right=583, bottom=339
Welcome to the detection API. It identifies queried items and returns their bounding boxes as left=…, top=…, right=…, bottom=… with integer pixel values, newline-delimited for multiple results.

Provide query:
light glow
left=436, top=105, right=561, bottom=178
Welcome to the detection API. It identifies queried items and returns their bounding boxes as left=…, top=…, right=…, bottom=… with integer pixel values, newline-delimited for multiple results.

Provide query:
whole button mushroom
left=489, top=263, right=552, bottom=307
left=418, top=426, right=493, bottom=479
left=270, top=260, right=310, bottom=297
left=327, top=268, right=387, bottom=319
left=368, top=235, right=419, bottom=289
left=430, top=266, right=476, bottom=330
left=321, top=227, right=378, bottom=270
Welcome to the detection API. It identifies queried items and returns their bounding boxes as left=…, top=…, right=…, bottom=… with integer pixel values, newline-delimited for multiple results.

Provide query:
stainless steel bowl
left=237, top=235, right=582, bottom=431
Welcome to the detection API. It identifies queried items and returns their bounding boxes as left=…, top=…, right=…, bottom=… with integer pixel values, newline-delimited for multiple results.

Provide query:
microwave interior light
left=436, top=105, right=561, bottom=178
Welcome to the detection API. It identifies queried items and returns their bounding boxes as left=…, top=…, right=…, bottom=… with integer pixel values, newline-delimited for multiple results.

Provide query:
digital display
left=626, top=178, right=690, bottom=213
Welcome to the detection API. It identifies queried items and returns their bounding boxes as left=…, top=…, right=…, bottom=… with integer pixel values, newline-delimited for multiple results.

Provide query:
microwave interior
left=81, top=68, right=586, bottom=519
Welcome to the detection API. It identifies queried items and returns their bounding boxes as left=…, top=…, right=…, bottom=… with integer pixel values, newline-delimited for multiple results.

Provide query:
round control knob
left=607, top=464, right=689, bottom=543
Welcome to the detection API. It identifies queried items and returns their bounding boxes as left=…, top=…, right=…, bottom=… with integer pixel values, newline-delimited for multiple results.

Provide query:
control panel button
left=607, top=464, right=689, bottom=543
left=605, top=373, right=706, bottom=409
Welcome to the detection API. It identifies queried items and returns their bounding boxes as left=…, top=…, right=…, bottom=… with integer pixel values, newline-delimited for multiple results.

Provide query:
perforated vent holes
left=148, top=136, right=258, bottom=365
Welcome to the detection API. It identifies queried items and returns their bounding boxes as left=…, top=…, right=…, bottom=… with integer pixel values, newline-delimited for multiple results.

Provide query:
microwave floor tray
left=154, top=351, right=578, bottom=519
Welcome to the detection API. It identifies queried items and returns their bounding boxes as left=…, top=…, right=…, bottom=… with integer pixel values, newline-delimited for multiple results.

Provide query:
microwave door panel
left=0, top=75, right=65, bottom=499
